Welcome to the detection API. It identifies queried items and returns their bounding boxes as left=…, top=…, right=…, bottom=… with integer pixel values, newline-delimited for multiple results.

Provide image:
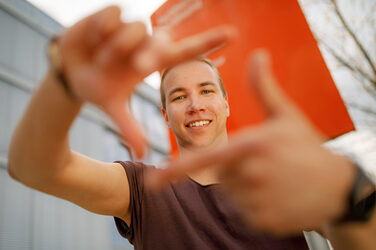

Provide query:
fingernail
left=153, top=29, right=171, bottom=43
left=223, top=26, right=239, bottom=39
left=254, top=49, right=270, bottom=66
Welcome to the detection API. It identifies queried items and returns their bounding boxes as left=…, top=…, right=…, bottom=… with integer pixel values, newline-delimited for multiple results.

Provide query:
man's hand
left=149, top=49, right=356, bottom=236
left=58, top=6, right=235, bottom=158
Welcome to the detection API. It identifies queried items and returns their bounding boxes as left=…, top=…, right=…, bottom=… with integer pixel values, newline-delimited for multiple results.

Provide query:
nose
left=187, top=95, right=206, bottom=114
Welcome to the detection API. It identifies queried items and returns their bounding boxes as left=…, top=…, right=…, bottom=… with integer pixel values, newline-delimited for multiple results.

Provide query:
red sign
left=151, top=0, right=354, bottom=155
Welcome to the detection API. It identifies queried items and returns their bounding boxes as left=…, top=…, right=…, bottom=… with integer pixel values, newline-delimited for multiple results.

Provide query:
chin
left=186, top=140, right=217, bottom=151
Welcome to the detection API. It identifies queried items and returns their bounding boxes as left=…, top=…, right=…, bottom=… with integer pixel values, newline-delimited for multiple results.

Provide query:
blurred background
left=0, top=0, right=375, bottom=249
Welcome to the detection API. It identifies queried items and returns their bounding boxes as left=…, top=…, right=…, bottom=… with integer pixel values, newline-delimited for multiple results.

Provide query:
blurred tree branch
left=346, top=102, right=376, bottom=116
left=300, top=0, right=376, bottom=122
left=329, top=0, right=376, bottom=82
left=318, top=38, right=376, bottom=89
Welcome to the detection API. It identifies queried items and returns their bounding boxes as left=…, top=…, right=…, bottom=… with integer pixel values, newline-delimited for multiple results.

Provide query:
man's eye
left=202, top=89, right=213, bottom=94
left=173, top=96, right=185, bottom=101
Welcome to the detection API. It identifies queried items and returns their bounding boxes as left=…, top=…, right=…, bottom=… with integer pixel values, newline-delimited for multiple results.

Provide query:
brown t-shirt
left=114, top=161, right=308, bottom=250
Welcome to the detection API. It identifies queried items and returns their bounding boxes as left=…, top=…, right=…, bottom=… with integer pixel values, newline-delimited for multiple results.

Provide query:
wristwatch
left=336, top=163, right=376, bottom=224
left=47, top=36, right=75, bottom=99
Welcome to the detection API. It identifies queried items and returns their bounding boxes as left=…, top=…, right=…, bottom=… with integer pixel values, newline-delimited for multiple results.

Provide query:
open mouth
left=185, top=120, right=212, bottom=128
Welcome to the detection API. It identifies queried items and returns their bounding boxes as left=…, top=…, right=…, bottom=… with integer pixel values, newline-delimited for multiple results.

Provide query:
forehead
left=163, top=60, right=219, bottom=92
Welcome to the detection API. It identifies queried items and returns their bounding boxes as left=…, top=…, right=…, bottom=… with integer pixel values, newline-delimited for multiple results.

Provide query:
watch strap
left=47, top=36, right=76, bottom=99
left=336, top=164, right=376, bottom=224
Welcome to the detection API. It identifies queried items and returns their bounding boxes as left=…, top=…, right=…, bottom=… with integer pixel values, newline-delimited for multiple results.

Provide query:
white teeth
left=188, top=120, right=210, bottom=127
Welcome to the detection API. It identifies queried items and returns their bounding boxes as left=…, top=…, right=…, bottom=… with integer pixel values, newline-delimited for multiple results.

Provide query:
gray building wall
left=0, top=0, right=169, bottom=249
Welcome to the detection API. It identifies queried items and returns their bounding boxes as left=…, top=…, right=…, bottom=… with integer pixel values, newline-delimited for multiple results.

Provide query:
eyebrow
left=167, top=87, right=186, bottom=98
left=199, top=81, right=217, bottom=88
left=167, top=81, right=217, bottom=98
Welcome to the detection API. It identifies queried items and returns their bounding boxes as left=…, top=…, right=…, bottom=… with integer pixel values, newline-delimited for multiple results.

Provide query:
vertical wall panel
left=0, top=81, right=10, bottom=154
left=6, top=84, right=30, bottom=156
left=0, top=10, right=15, bottom=69
left=33, top=35, right=48, bottom=84
left=11, top=22, right=38, bottom=81
left=0, top=1, right=167, bottom=250
left=0, top=168, right=33, bottom=250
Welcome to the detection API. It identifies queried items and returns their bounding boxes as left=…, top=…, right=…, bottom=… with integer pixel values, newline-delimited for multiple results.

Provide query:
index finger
left=148, top=129, right=263, bottom=189
left=162, top=25, right=237, bottom=66
left=134, top=25, right=237, bottom=74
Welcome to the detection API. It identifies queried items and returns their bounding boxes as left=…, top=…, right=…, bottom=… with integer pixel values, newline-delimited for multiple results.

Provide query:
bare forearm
left=8, top=70, right=83, bottom=185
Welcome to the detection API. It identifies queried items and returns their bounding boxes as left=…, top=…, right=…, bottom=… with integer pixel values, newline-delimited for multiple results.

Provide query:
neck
left=177, top=134, right=228, bottom=185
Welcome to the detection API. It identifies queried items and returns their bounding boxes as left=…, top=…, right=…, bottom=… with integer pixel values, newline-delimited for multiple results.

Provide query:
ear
left=161, top=107, right=170, bottom=127
left=225, top=94, right=230, bottom=117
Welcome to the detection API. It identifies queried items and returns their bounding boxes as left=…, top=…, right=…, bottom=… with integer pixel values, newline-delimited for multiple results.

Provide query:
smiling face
left=161, top=60, right=229, bottom=153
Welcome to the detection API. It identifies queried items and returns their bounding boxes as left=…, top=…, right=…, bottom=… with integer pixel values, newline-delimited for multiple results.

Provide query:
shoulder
left=114, top=161, right=159, bottom=193
left=114, top=161, right=156, bottom=176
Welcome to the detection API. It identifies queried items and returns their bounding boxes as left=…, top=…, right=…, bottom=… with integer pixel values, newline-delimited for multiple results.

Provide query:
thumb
left=104, top=102, right=148, bottom=159
left=247, top=49, right=297, bottom=118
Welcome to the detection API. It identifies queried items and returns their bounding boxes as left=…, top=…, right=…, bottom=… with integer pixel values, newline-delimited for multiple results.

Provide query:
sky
left=27, top=0, right=167, bottom=89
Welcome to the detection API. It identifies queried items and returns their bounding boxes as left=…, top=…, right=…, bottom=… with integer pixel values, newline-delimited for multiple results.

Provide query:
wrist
left=47, top=36, right=78, bottom=101
left=43, top=69, right=83, bottom=107
left=331, top=155, right=357, bottom=221
left=335, top=162, right=376, bottom=224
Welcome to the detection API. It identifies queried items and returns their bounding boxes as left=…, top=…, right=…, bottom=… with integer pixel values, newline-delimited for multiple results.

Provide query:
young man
left=8, top=5, right=375, bottom=250
left=111, top=57, right=308, bottom=249
left=153, top=51, right=376, bottom=248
